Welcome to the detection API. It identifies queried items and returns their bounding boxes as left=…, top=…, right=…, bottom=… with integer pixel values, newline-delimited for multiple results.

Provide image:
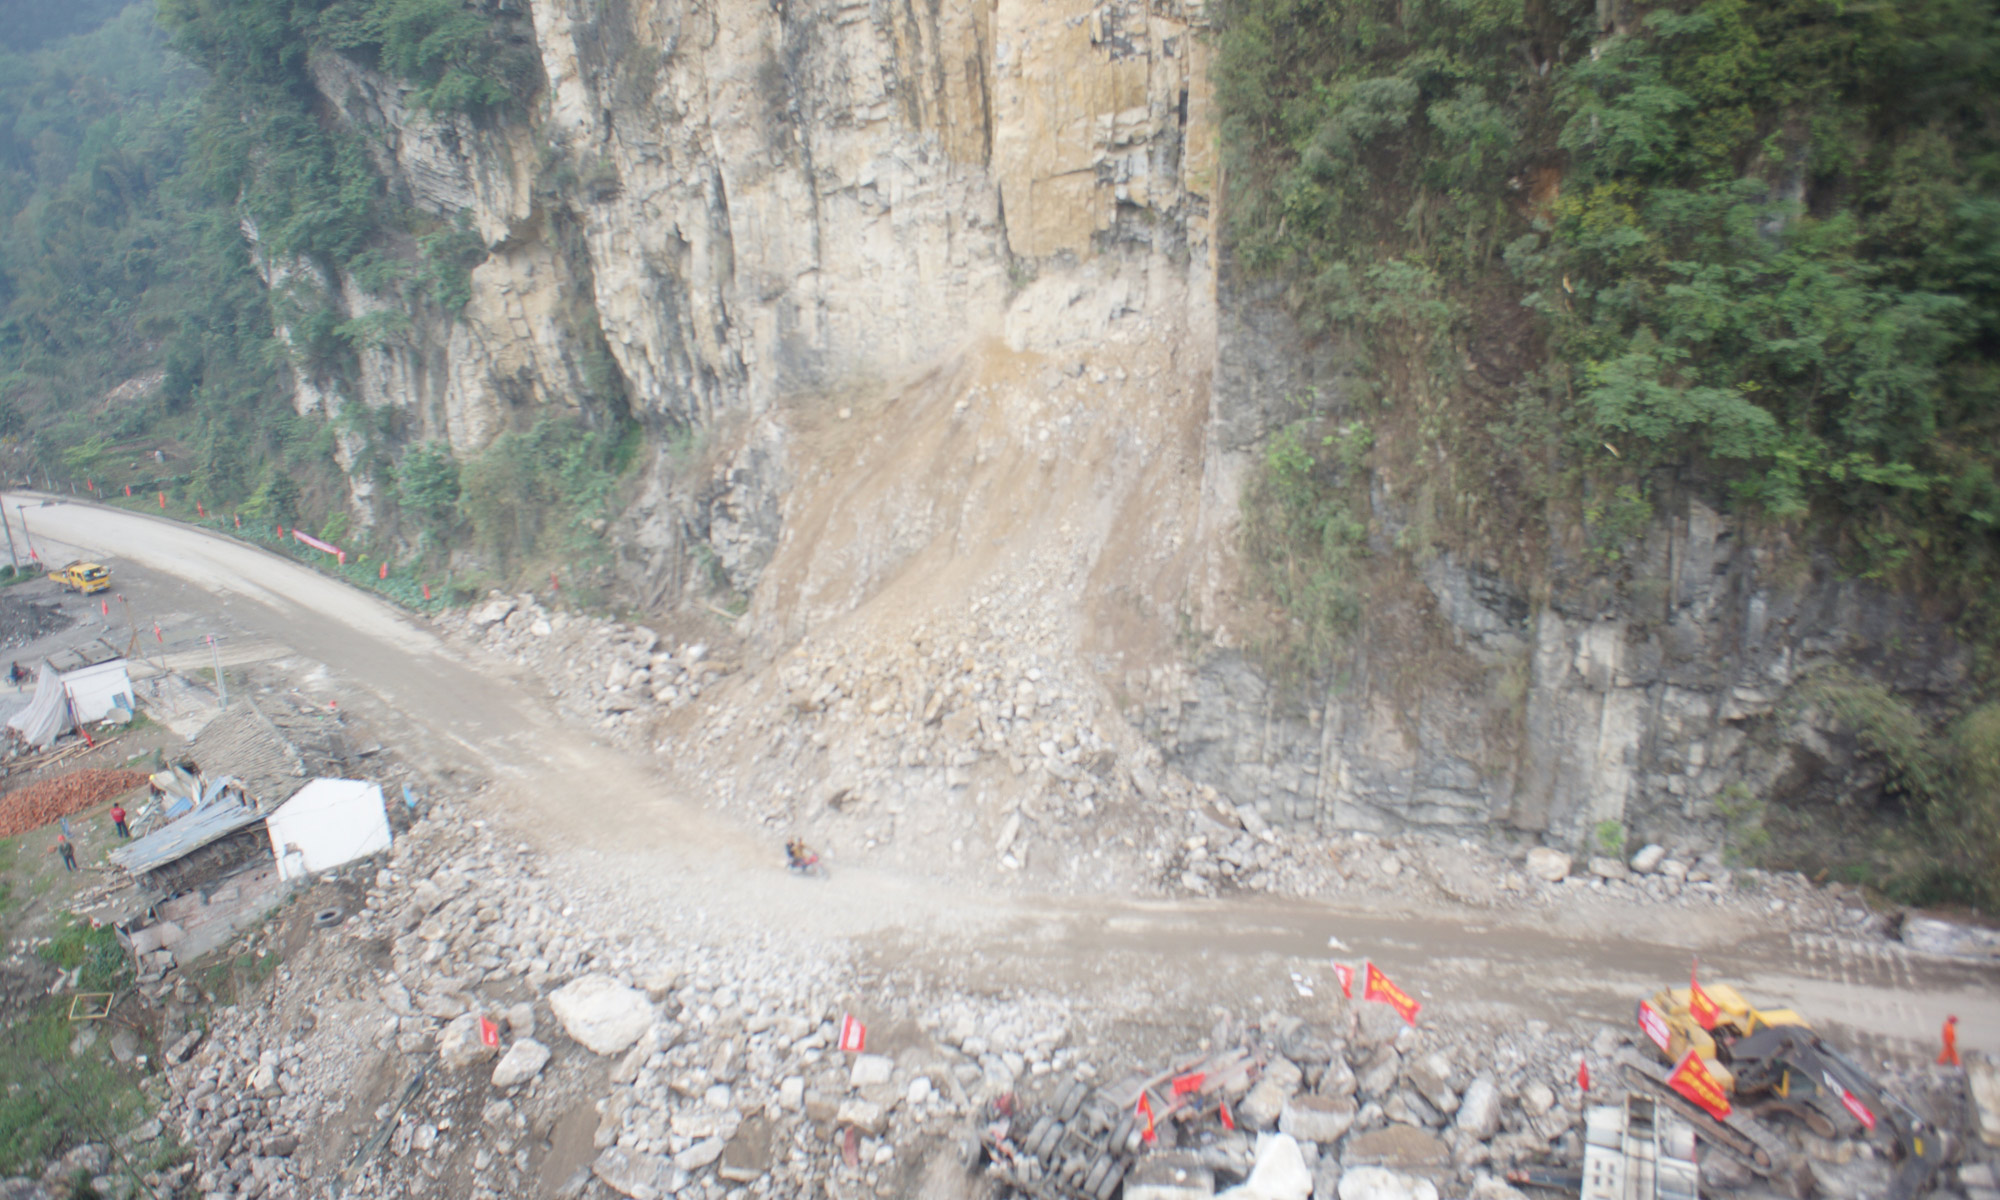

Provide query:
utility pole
left=206, top=634, right=227, bottom=708
left=15, top=506, right=33, bottom=563
left=0, top=503, right=18, bottom=571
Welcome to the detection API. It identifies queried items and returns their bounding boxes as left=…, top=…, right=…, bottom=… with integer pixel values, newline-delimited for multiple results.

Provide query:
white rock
left=1240, top=1074, right=1298, bottom=1130
left=1456, top=1075, right=1500, bottom=1140
left=1968, top=1051, right=2000, bottom=1148
left=836, top=1098, right=886, bottom=1135
left=471, top=599, right=515, bottom=627
left=491, top=1038, right=551, bottom=1089
left=1338, top=1167, right=1440, bottom=1200
left=1218, top=1132, right=1312, bottom=1200
left=1587, top=856, right=1630, bottom=881
left=778, top=1077, right=806, bottom=1111
left=996, top=812, right=1021, bottom=855
left=1521, top=1083, right=1556, bottom=1116
left=549, top=974, right=654, bottom=1056
left=1279, top=1094, right=1356, bottom=1144
left=1902, top=917, right=2000, bottom=960
left=1525, top=848, right=1571, bottom=882
left=593, top=1146, right=679, bottom=1199
left=849, top=1053, right=894, bottom=1087
left=1629, top=844, right=1668, bottom=874
left=907, top=1077, right=933, bottom=1107
left=674, top=1137, right=724, bottom=1172
left=437, top=1014, right=498, bottom=1070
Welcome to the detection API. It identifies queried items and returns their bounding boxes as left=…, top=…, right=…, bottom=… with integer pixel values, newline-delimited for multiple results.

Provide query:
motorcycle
left=786, top=843, right=827, bottom=878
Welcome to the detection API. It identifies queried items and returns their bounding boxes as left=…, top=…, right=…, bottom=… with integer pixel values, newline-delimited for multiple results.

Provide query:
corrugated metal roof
left=189, top=702, right=306, bottom=809
left=108, top=796, right=263, bottom=875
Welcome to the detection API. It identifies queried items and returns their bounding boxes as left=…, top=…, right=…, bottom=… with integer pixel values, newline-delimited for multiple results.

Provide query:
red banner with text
left=1362, top=962, right=1421, bottom=1026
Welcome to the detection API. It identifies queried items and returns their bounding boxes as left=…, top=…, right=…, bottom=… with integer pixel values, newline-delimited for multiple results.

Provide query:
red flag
left=1136, top=1093, right=1156, bottom=1143
left=124, top=484, right=131, bottom=497
left=234, top=515, right=241, bottom=528
left=379, top=561, right=389, bottom=579
left=1218, top=1100, right=1235, bottom=1131
left=1667, top=1050, right=1731, bottom=1119
left=837, top=1013, right=867, bottom=1053
left=157, top=491, right=165, bottom=508
left=153, top=624, right=162, bottom=644
left=479, top=1016, right=499, bottom=1047
left=1689, top=958, right=1721, bottom=1030
left=1637, top=999, right=1672, bottom=1054
left=1578, top=1058, right=1591, bottom=1092
left=1170, top=1072, right=1205, bottom=1097
left=196, top=501, right=206, bottom=517
left=422, top=583, right=432, bottom=600
left=1362, top=962, right=1421, bottom=1026
left=86, top=479, right=92, bottom=491
left=1333, top=962, right=1353, bottom=999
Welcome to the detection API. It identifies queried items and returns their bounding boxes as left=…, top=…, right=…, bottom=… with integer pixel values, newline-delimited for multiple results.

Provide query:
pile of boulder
left=1067, top=1004, right=1605, bottom=1200
left=433, top=593, right=1891, bottom=946
left=163, top=1023, right=312, bottom=1200
left=132, top=792, right=1009, bottom=1200
left=437, top=592, right=732, bottom=740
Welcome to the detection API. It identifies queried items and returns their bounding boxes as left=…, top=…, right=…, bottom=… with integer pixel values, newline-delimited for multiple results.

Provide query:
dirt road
left=13, top=492, right=1997, bottom=1062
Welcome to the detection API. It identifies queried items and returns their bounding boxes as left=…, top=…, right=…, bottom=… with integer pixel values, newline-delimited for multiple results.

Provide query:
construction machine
left=1620, top=980, right=1948, bottom=1199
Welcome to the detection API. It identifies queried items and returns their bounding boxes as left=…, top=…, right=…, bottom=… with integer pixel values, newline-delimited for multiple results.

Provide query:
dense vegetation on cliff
left=0, top=3, right=321, bottom=509
left=0, top=1, right=630, bottom=581
left=1219, top=0, right=2000, bottom=901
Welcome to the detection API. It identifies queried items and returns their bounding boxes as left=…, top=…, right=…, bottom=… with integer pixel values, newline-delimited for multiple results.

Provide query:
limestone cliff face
left=259, top=0, right=1961, bottom=859
left=289, top=0, right=1213, bottom=556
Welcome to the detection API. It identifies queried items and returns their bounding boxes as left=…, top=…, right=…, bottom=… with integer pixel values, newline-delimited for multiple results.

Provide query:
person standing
left=110, top=803, right=128, bottom=839
left=53, top=834, right=76, bottom=872
left=1940, top=1015, right=1961, bottom=1067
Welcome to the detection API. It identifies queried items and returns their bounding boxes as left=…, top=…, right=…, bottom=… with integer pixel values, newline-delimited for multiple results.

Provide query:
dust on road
left=13, top=491, right=1998, bottom=1062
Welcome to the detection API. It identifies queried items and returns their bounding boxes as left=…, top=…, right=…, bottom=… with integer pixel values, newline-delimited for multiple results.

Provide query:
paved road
left=13, top=492, right=1997, bottom=1063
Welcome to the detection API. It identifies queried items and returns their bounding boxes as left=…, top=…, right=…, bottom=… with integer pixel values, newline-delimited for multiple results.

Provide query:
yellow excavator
left=1621, top=981, right=1948, bottom=1198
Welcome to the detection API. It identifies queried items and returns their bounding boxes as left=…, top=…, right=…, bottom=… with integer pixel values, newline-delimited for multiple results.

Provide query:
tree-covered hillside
left=1222, top=0, right=1999, bottom=603
left=1218, top=0, right=2000, bottom=903
left=0, top=1, right=629, bottom=579
left=0, top=1, right=348, bottom=521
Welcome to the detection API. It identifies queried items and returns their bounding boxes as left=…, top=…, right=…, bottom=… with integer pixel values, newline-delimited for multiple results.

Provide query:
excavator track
left=1618, top=1062, right=1800, bottom=1185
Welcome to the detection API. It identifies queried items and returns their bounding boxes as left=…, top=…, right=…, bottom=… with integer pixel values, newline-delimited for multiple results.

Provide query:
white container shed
left=63, top=659, right=136, bottom=723
left=265, top=778, right=392, bottom=882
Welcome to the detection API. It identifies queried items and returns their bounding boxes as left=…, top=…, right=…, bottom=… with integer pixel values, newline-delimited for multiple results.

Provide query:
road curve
left=12, top=492, right=1997, bottom=1060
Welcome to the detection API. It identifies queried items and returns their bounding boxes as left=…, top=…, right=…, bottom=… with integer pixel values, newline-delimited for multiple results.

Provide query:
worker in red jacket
left=109, top=803, right=128, bottom=839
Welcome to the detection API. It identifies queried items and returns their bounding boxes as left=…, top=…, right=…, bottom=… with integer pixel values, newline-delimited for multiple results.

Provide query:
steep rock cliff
left=259, top=0, right=1968, bottom=867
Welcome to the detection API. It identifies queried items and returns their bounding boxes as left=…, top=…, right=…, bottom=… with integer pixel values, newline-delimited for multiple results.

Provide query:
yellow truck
left=53, top=561, right=111, bottom=594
